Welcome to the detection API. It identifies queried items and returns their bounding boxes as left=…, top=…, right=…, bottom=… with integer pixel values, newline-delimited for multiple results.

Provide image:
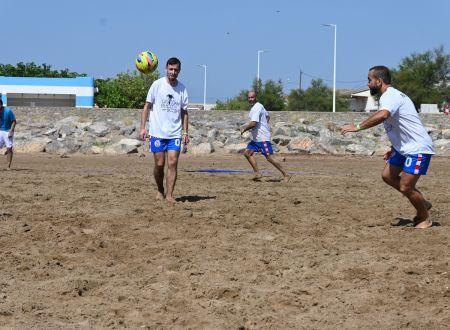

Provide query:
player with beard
left=140, top=57, right=189, bottom=204
left=341, top=66, right=434, bottom=229
left=240, top=91, right=290, bottom=182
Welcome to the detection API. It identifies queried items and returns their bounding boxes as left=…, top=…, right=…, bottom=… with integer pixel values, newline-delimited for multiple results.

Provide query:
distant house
left=0, top=76, right=94, bottom=108
left=349, top=87, right=442, bottom=113
left=187, top=103, right=216, bottom=111
left=350, top=87, right=378, bottom=112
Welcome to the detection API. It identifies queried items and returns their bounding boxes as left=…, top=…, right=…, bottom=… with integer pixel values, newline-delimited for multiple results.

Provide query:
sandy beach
left=0, top=153, right=448, bottom=329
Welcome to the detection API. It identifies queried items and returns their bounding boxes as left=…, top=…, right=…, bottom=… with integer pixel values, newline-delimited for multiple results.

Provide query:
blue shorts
left=246, top=141, right=273, bottom=156
left=388, top=148, right=432, bottom=175
left=149, top=137, right=181, bottom=153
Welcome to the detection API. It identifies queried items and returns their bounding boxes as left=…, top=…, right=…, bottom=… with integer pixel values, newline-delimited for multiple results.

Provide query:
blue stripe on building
left=76, top=96, right=94, bottom=107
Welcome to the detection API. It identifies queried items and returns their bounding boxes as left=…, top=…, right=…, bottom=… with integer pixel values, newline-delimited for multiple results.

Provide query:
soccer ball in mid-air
left=135, top=51, right=158, bottom=74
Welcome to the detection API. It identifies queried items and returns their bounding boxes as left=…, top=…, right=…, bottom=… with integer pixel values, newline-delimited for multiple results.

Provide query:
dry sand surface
left=0, top=153, right=449, bottom=329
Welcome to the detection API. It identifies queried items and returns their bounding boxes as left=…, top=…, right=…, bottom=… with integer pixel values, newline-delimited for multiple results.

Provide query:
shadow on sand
left=176, top=195, right=217, bottom=203
left=391, top=217, right=441, bottom=227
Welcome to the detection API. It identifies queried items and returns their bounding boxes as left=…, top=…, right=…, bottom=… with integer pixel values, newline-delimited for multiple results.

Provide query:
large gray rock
left=190, top=142, right=214, bottom=154
left=433, top=139, right=450, bottom=149
left=440, top=129, right=450, bottom=139
left=58, top=125, right=76, bottom=138
left=304, top=125, right=321, bottom=136
left=207, top=128, right=220, bottom=142
left=104, top=143, right=138, bottom=155
left=46, top=139, right=82, bottom=155
left=272, top=135, right=291, bottom=146
left=43, top=128, right=58, bottom=137
left=118, top=138, right=142, bottom=147
left=87, top=122, right=110, bottom=137
left=15, top=137, right=50, bottom=153
left=345, top=143, right=375, bottom=156
left=54, top=116, right=80, bottom=128
left=224, top=143, right=247, bottom=154
left=273, top=126, right=293, bottom=137
left=120, top=125, right=136, bottom=136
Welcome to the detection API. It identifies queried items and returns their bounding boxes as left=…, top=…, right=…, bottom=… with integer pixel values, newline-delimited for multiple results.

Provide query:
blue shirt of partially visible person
left=0, top=105, right=16, bottom=131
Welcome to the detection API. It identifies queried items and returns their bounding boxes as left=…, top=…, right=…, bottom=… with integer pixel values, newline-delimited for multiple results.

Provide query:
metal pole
left=322, top=23, right=337, bottom=112
left=257, top=51, right=261, bottom=82
left=197, top=65, right=207, bottom=110
left=203, top=65, right=207, bottom=110
left=299, top=69, right=302, bottom=91
left=332, top=25, right=337, bottom=113
left=257, top=50, right=266, bottom=83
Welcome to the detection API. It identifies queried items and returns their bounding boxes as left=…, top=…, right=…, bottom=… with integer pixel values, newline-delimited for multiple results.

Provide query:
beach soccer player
left=341, top=66, right=434, bottom=229
left=0, top=99, right=16, bottom=170
left=240, top=91, right=290, bottom=182
left=139, top=57, right=189, bottom=204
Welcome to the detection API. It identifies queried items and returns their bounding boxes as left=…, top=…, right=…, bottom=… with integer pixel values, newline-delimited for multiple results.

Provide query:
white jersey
left=380, top=87, right=434, bottom=155
left=146, top=77, right=189, bottom=139
left=249, top=102, right=271, bottom=142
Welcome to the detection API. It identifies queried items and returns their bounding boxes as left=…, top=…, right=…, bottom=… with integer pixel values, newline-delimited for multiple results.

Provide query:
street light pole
left=322, top=23, right=337, bottom=113
left=299, top=69, right=303, bottom=91
left=257, top=50, right=266, bottom=83
left=197, top=64, right=207, bottom=110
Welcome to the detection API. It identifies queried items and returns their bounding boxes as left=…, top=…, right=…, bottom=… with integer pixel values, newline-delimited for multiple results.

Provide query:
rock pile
left=10, top=107, right=450, bottom=156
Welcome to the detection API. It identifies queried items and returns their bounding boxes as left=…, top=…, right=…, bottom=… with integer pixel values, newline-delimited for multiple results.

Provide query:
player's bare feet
left=413, top=200, right=432, bottom=222
left=414, top=218, right=433, bottom=229
left=252, top=173, right=262, bottom=181
left=156, top=192, right=165, bottom=201
left=283, top=175, right=291, bottom=183
left=165, top=196, right=176, bottom=205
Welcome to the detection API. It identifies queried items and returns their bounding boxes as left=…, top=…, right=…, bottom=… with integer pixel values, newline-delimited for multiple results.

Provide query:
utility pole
left=299, top=69, right=303, bottom=91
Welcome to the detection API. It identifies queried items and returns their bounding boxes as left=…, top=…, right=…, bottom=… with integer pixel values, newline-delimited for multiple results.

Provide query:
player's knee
left=154, top=163, right=164, bottom=171
left=399, top=183, right=413, bottom=196
left=381, top=172, right=392, bottom=185
left=167, top=158, right=178, bottom=169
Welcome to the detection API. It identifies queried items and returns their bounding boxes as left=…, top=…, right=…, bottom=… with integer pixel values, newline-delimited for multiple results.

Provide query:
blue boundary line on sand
left=185, top=169, right=316, bottom=175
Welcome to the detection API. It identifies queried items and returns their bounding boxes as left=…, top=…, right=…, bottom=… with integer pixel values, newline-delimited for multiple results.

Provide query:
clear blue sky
left=2, top=0, right=449, bottom=104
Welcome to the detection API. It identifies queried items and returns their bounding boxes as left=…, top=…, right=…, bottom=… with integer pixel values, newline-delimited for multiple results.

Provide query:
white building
left=349, top=87, right=378, bottom=112
left=0, top=76, right=95, bottom=108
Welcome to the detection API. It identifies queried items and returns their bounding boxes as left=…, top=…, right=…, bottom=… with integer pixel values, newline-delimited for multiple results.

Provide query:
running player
left=341, top=66, right=434, bottom=228
left=240, top=91, right=290, bottom=182
left=0, top=99, right=17, bottom=170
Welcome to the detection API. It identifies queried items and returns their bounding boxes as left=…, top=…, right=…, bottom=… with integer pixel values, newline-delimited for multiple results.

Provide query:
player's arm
left=240, top=121, right=257, bottom=135
left=139, top=102, right=152, bottom=140
left=182, top=109, right=189, bottom=144
left=341, top=109, right=390, bottom=135
left=8, top=120, right=16, bottom=138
